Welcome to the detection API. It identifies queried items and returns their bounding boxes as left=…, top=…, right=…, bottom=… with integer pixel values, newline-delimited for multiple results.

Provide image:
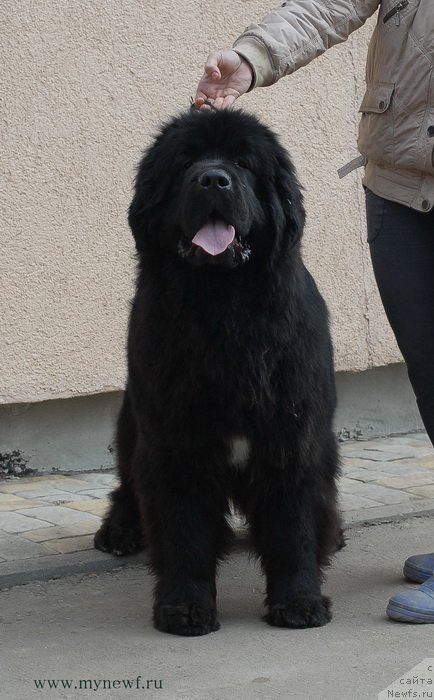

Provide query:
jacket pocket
left=383, top=1, right=409, bottom=25
left=359, top=82, right=395, bottom=114
left=358, top=82, right=395, bottom=167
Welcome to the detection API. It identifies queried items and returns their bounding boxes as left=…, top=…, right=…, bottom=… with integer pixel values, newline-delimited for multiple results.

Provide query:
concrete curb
left=0, top=549, right=150, bottom=590
left=2, top=499, right=434, bottom=590
left=343, top=497, right=434, bottom=526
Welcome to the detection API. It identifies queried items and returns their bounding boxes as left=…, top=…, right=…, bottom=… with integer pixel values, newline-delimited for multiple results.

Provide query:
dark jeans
left=365, top=188, right=434, bottom=445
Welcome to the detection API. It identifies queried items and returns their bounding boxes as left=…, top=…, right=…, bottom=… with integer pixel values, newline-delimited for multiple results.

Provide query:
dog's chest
left=228, top=435, right=250, bottom=471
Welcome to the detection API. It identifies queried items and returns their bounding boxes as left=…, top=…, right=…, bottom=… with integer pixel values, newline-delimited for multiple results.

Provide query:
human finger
left=204, top=51, right=222, bottom=80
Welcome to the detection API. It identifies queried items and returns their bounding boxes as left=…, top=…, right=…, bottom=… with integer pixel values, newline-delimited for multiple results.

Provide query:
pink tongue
left=192, top=220, right=235, bottom=256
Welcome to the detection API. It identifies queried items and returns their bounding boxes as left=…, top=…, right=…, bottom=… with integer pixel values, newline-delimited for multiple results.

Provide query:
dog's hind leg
left=315, top=491, right=345, bottom=567
left=314, top=442, right=345, bottom=562
left=94, top=388, right=147, bottom=556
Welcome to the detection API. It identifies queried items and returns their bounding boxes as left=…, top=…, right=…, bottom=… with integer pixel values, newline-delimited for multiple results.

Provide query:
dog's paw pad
left=265, top=594, right=332, bottom=629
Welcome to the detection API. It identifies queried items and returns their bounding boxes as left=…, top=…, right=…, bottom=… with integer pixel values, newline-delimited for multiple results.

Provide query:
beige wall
left=0, top=2, right=401, bottom=405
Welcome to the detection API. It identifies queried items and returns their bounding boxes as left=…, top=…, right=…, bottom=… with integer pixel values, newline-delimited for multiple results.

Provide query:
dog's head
left=128, top=109, right=305, bottom=269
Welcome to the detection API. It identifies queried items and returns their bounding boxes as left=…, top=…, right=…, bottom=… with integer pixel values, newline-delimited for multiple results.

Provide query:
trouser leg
left=365, top=189, right=434, bottom=444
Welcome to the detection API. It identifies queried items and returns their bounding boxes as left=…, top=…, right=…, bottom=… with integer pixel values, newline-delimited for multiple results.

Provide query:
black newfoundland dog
left=95, top=108, right=342, bottom=636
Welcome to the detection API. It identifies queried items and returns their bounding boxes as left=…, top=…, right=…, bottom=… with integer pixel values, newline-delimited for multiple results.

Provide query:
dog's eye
left=235, top=158, right=251, bottom=170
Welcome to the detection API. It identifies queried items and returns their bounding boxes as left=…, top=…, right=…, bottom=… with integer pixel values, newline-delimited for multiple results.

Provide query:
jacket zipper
left=383, top=1, right=409, bottom=24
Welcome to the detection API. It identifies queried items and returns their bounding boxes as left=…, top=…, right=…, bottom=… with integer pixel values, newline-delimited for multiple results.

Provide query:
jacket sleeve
left=232, top=0, right=380, bottom=88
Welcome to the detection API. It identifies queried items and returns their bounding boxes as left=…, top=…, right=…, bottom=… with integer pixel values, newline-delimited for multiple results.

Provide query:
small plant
left=337, top=427, right=365, bottom=442
left=0, top=450, right=34, bottom=478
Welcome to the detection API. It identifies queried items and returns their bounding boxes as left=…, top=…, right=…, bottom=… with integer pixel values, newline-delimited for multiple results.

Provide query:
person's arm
left=233, top=0, right=380, bottom=89
left=196, top=0, right=379, bottom=107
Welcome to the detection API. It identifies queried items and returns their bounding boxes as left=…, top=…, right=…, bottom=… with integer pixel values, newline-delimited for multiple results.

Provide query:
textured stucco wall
left=0, top=2, right=401, bottom=404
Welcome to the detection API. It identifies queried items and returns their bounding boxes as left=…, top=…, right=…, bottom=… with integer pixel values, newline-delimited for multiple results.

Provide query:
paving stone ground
left=1, top=431, right=434, bottom=588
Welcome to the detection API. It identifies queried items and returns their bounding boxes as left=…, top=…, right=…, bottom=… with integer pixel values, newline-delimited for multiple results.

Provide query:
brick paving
left=0, top=432, right=433, bottom=587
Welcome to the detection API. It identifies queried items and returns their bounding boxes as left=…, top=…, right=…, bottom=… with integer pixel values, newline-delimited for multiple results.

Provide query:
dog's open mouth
left=193, top=219, right=235, bottom=256
left=178, top=218, right=251, bottom=267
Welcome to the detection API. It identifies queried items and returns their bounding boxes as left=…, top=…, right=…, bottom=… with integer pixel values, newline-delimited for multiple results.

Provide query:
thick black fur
left=95, top=109, right=342, bottom=636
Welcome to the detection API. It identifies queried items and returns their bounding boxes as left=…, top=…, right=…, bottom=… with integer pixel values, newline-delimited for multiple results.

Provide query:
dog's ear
left=128, top=182, right=151, bottom=255
left=271, top=151, right=306, bottom=251
left=128, top=150, right=164, bottom=254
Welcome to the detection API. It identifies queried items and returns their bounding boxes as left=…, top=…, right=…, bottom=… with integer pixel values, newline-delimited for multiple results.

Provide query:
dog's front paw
left=265, top=594, right=332, bottom=629
left=94, top=519, right=145, bottom=557
left=153, top=602, right=220, bottom=636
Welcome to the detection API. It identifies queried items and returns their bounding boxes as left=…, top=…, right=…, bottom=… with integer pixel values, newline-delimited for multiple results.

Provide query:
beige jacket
left=233, top=0, right=434, bottom=212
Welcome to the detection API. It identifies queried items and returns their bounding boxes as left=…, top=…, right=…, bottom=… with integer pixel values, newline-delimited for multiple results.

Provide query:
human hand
left=195, top=50, right=253, bottom=110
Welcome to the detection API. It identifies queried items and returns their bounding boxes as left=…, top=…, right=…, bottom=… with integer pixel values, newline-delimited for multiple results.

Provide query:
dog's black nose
left=198, top=169, right=232, bottom=191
